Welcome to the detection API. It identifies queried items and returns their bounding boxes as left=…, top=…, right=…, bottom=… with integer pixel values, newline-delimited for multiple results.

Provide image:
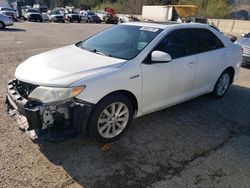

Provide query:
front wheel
left=88, top=94, right=134, bottom=143
left=0, top=22, right=5, bottom=29
left=211, top=70, right=232, bottom=98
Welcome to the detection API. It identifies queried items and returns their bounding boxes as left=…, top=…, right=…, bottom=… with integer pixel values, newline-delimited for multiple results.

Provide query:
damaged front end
left=5, top=79, right=93, bottom=142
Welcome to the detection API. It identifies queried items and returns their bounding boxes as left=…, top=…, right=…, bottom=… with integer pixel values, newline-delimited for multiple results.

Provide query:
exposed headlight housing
left=29, top=86, right=85, bottom=104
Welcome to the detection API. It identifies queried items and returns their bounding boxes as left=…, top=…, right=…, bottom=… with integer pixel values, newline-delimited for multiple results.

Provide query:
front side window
left=194, top=29, right=224, bottom=53
left=78, top=25, right=163, bottom=60
left=154, top=29, right=191, bottom=59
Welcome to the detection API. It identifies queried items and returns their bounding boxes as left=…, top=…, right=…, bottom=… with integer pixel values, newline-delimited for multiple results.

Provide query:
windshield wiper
left=80, top=45, right=112, bottom=57
left=92, top=49, right=112, bottom=57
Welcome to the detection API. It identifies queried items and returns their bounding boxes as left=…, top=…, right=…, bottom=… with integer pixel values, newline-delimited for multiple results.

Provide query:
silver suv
left=0, top=13, right=14, bottom=29
left=235, top=32, right=250, bottom=65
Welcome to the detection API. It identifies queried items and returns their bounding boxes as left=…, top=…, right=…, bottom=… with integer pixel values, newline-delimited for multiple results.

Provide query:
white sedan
left=6, top=22, right=242, bottom=143
left=0, top=13, right=13, bottom=29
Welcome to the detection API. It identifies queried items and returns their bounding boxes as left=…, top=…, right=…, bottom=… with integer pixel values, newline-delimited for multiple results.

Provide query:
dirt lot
left=0, top=22, right=250, bottom=188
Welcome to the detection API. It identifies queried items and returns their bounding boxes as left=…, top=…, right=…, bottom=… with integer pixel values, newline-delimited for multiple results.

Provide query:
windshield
left=52, top=10, right=61, bottom=15
left=78, top=25, right=163, bottom=60
left=28, top=9, right=40, bottom=13
left=87, top=12, right=94, bottom=15
left=40, top=8, right=48, bottom=13
left=2, top=8, right=15, bottom=11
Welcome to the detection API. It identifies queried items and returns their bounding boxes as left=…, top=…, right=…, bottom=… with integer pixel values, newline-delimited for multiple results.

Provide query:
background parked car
left=22, top=8, right=42, bottom=22
left=80, top=11, right=101, bottom=23
left=235, top=32, right=250, bottom=65
left=118, top=14, right=140, bottom=23
left=0, top=13, right=14, bottom=29
left=41, top=13, right=50, bottom=22
left=48, top=10, right=65, bottom=23
left=0, top=7, right=16, bottom=21
left=66, top=11, right=81, bottom=23
left=33, top=4, right=49, bottom=22
left=102, top=7, right=119, bottom=24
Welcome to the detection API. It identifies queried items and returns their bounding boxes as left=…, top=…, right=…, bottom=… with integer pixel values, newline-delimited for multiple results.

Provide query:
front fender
left=71, top=63, right=143, bottom=117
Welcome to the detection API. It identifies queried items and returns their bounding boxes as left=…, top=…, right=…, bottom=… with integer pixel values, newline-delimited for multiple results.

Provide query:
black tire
left=0, top=21, right=5, bottom=29
left=211, top=69, right=233, bottom=99
left=88, top=93, right=134, bottom=143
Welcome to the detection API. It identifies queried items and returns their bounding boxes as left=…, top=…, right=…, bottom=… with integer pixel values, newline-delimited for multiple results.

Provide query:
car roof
left=122, top=21, right=210, bottom=30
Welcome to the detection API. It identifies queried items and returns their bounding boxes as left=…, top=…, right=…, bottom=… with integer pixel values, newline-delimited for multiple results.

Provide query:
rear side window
left=154, top=29, right=191, bottom=59
left=194, top=29, right=224, bottom=53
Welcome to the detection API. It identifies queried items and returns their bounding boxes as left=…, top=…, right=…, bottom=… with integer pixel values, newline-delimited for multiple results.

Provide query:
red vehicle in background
left=103, top=7, right=118, bottom=24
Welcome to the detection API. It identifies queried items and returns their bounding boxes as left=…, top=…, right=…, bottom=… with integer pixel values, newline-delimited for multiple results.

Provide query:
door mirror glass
left=151, top=51, right=172, bottom=63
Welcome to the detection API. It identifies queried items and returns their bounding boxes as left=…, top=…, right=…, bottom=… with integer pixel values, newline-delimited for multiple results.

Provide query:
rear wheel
left=211, top=70, right=232, bottom=98
left=88, top=94, right=134, bottom=143
left=0, top=22, right=5, bottom=29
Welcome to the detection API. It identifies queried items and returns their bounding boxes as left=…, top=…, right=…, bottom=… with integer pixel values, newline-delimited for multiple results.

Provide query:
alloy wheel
left=216, top=73, right=230, bottom=96
left=97, top=102, right=129, bottom=139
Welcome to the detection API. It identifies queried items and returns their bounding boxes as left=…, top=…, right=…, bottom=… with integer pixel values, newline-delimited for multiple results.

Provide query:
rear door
left=190, top=28, right=227, bottom=96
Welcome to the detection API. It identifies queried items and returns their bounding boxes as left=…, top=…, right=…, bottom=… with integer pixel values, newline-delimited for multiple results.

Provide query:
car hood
left=15, top=45, right=126, bottom=87
left=235, top=37, right=250, bottom=46
left=27, top=12, right=41, bottom=15
left=1, top=10, right=15, bottom=14
left=51, top=14, right=63, bottom=17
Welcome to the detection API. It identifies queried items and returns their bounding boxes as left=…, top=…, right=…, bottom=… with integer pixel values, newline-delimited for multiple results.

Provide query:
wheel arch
left=96, top=90, right=139, bottom=117
left=0, top=21, right=5, bottom=28
left=224, top=66, right=235, bottom=83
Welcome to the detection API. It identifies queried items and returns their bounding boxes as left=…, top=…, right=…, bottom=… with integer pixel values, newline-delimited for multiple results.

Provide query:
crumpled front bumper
left=5, top=79, right=93, bottom=142
left=5, top=79, right=41, bottom=131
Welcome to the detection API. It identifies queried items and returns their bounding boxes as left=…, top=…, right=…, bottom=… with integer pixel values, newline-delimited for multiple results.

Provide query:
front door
left=141, top=29, right=197, bottom=114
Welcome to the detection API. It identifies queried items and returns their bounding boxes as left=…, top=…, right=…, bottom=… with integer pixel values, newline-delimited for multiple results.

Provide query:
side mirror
left=242, top=33, right=246, bottom=37
left=151, top=51, right=172, bottom=63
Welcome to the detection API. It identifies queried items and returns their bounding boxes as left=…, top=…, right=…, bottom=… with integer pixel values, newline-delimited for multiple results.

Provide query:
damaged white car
left=5, top=22, right=242, bottom=143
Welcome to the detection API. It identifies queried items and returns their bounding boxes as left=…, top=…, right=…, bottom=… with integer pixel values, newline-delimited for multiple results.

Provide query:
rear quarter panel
left=228, top=43, right=243, bottom=80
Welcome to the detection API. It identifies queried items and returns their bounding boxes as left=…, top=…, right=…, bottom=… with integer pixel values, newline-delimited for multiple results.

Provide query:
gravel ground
left=0, top=22, right=250, bottom=188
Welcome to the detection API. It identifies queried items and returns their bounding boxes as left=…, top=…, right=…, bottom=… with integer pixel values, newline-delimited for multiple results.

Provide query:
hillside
left=229, top=0, right=250, bottom=19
